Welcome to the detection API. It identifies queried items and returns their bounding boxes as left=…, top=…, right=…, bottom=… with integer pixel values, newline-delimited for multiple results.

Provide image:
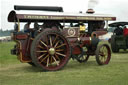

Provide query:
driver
left=114, top=25, right=123, bottom=35
left=24, top=22, right=31, bottom=33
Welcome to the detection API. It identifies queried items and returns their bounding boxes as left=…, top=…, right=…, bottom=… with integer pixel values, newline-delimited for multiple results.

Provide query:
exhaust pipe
left=86, top=9, right=95, bottom=14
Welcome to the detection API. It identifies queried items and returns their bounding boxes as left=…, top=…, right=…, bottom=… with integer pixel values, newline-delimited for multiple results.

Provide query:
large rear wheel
left=31, top=30, right=71, bottom=71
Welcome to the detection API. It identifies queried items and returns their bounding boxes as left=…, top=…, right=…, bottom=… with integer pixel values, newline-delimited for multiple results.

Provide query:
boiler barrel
left=14, top=5, right=63, bottom=12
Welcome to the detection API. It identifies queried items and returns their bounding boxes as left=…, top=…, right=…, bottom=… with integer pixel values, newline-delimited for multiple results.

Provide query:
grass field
left=0, top=42, right=128, bottom=85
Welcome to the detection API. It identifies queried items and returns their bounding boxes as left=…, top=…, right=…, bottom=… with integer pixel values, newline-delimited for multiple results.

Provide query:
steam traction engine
left=109, top=22, right=128, bottom=53
left=8, top=5, right=116, bottom=71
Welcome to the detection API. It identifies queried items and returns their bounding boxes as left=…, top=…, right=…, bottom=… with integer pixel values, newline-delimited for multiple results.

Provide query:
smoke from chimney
left=88, top=0, right=99, bottom=9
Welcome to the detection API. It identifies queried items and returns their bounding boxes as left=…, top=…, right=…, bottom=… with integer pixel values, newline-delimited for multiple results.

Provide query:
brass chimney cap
left=86, top=9, right=95, bottom=14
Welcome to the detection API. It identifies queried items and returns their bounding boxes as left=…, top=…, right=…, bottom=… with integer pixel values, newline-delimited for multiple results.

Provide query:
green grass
left=0, top=42, right=20, bottom=66
left=0, top=42, right=128, bottom=85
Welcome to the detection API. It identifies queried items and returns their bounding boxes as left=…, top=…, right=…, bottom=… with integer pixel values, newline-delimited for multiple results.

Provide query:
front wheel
left=95, top=44, right=111, bottom=65
left=31, top=30, right=71, bottom=71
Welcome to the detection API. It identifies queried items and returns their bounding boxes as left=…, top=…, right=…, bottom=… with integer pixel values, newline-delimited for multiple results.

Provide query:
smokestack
left=87, top=0, right=99, bottom=14
left=86, top=9, right=95, bottom=14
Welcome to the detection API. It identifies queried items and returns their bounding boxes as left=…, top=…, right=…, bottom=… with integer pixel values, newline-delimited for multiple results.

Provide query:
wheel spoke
left=100, top=57, right=103, bottom=62
left=83, top=55, right=87, bottom=59
left=50, top=56, right=53, bottom=64
left=104, top=48, right=108, bottom=56
left=103, top=56, right=106, bottom=62
left=100, top=47, right=104, bottom=53
left=56, top=49, right=64, bottom=52
left=99, top=52, right=103, bottom=56
left=40, top=40, right=48, bottom=47
left=100, top=56, right=102, bottom=61
left=81, top=57, right=84, bottom=60
left=50, top=36, right=53, bottom=46
left=55, top=54, right=60, bottom=61
left=37, top=45, right=44, bottom=49
left=36, top=50, right=48, bottom=53
left=46, top=57, right=49, bottom=67
left=41, top=54, right=49, bottom=63
left=101, top=57, right=104, bottom=62
left=52, top=56, right=59, bottom=66
left=56, top=43, right=66, bottom=49
left=104, top=54, right=107, bottom=58
left=54, top=41, right=60, bottom=48
left=53, top=35, right=58, bottom=45
left=103, top=57, right=106, bottom=62
left=38, top=54, right=46, bottom=59
left=56, top=52, right=66, bottom=57
left=102, top=47, right=105, bottom=52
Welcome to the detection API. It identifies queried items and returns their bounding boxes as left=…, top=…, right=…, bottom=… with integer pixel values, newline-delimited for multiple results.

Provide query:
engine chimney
left=86, top=9, right=95, bottom=14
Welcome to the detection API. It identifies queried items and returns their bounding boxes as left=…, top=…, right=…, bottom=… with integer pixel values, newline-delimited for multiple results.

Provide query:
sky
left=0, top=0, right=128, bottom=30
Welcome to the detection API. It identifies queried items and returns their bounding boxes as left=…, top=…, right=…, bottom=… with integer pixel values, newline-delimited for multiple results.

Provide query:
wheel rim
left=34, top=32, right=70, bottom=71
left=98, top=45, right=111, bottom=64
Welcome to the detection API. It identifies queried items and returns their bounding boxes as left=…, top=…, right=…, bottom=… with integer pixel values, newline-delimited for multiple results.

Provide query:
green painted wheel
left=96, top=44, right=111, bottom=65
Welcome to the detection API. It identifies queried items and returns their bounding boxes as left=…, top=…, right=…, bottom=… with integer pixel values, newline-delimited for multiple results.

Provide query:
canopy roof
left=109, top=22, right=128, bottom=27
left=8, top=10, right=116, bottom=22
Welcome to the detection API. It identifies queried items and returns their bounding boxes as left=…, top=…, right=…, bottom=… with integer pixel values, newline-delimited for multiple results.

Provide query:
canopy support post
left=17, top=19, right=20, bottom=32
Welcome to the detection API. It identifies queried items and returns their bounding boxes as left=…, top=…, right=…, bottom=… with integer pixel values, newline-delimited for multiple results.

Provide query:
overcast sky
left=0, top=0, right=128, bottom=30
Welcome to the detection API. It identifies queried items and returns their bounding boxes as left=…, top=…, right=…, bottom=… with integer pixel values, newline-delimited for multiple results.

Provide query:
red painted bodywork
left=16, top=34, right=28, bottom=40
left=13, top=27, right=107, bottom=62
left=13, top=34, right=32, bottom=62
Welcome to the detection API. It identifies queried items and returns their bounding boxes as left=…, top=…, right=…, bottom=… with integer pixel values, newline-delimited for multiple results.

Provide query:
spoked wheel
left=31, top=30, right=71, bottom=71
left=95, top=44, right=111, bottom=65
left=74, top=46, right=89, bottom=63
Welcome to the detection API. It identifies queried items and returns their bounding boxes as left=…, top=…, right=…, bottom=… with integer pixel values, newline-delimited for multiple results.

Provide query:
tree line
left=0, top=29, right=13, bottom=37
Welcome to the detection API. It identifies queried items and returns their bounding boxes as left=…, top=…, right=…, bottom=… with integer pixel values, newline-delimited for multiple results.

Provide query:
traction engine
left=8, top=5, right=116, bottom=71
